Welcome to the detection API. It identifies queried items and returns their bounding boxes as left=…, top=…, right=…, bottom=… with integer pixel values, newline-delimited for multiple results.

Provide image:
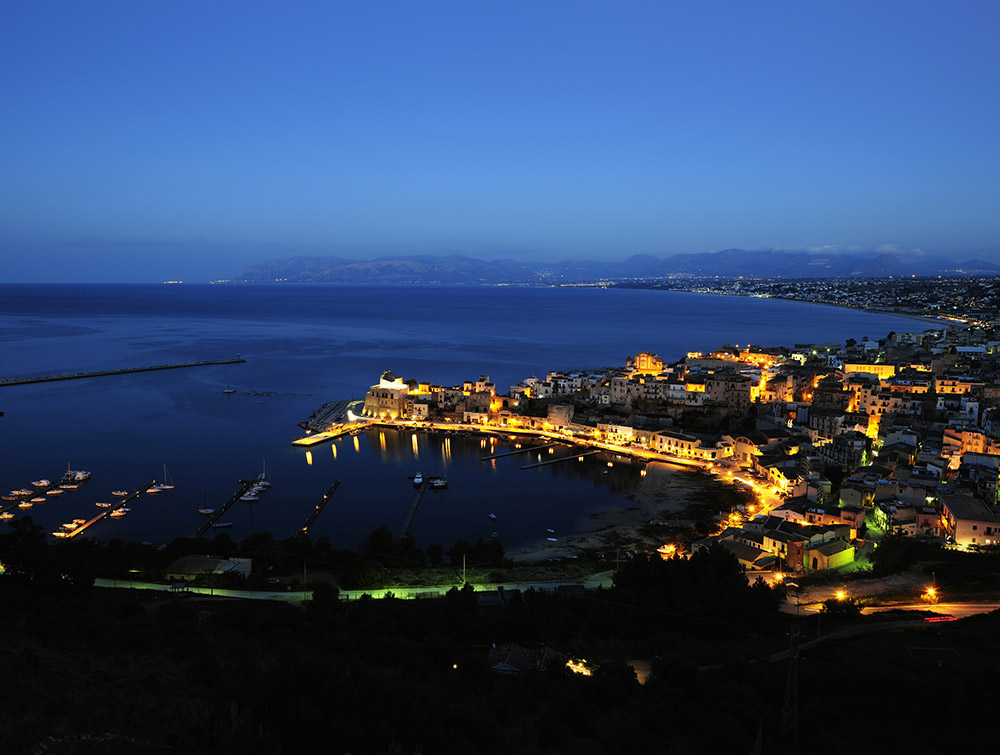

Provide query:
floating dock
left=64, top=482, right=157, bottom=539
left=194, top=478, right=258, bottom=538
left=301, top=481, right=341, bottom=534
left=521, top=449, right=602, bottom=469
left=398, top=481, right=428, bottom=539
left=481, top=442, right=560, bottom=460
left=0, top=358, right=246, bottom=388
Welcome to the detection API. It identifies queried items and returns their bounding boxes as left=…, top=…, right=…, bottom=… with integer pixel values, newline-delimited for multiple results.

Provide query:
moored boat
left=45, top=489, right=64, bottom=496
left=112, top=490, right=128, bottom=497
left=198, top=508, right=215, bottom=516
left=0, top=512, right=14, bottom=520
left=412, top=472, right=424, bottom=487
left=110, top=508, right=129, bottom=518
left=30, top=497, right=46, bottom=503
left=212, top=522, right=233, bottom=528
left=18, top=502, right=33, bottom=509
left=95, top=501, right=112, bottom=508
left=31, top=479, right=51, bottom=488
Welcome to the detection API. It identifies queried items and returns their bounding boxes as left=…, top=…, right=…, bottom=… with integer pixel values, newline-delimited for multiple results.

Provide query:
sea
left=0, top=283, right=925, bottom=552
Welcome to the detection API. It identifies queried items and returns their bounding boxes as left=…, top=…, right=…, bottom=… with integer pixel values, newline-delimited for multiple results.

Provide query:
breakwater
left=0, top=358, right=245, bottom=387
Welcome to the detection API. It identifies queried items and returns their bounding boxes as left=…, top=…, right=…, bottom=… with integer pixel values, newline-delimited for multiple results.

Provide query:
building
left=362, top=371, right=409, bottom=420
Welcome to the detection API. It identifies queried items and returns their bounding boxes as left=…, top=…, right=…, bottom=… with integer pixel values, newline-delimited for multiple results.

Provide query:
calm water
left=0, top=284, right=922, bottom=550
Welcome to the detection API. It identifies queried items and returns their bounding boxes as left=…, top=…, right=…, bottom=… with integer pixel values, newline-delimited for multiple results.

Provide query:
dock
left=521, top=449, right=602, bottom=469
left=301, top=481, right=340, bottom=534
left=481, top=442, right=560, bottom=461
left=194, top=479, right=258, bottom=538
left=64, top=482, right=158, bottom=539
left=0, top=358, right=246, bottom=388
left=398, top=481, right=428, bottom=539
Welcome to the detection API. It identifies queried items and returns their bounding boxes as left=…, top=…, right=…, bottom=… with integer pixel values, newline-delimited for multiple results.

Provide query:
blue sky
left=1, top=1, right=998, bottom=281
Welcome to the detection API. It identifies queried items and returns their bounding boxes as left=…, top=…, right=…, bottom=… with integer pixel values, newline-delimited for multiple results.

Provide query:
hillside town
left=355, top=321, right=1000, bottom=576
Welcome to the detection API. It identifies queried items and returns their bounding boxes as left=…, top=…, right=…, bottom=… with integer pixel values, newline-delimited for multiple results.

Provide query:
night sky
left=2, top=1, right=998, bottom=281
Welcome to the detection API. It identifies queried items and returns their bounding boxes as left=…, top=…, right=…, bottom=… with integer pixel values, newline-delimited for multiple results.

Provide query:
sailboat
left=149, top=464, right=175, bottom=493
left=157, top=464, right=175, bottom=491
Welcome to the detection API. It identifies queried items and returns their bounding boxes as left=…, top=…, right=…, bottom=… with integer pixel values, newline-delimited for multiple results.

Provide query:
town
left=325, top=318, right=1000, bottom=580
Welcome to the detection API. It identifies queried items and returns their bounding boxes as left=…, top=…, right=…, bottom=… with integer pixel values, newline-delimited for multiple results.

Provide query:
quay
left=195, top=478, right=258, bottom=538
left=481, top=442, right=560, bottom=460
left=65, top=482, right=157, bottom=539
left=0, top=358, right=246, bottom=388
left=398, top=481, right=428, bottom=539
left=521, top=449, right=602, bottom=469
left=301, top=480, right=341, bottom=534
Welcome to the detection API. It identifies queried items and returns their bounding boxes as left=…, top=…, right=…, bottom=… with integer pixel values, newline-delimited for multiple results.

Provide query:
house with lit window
left=940, top=493, right=1000, bottom=549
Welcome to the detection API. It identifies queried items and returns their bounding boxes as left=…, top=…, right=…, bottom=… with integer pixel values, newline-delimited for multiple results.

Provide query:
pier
left=64, top=482, right=157, bottom=539
left=398, top=481, right=428, bottom=539
left=481, top=442, right=560, bottom=461
left=521, top=449, right=602, bottom=469
left=0, top=358, right=246, bottom=388
left=194, top=479, right=258, bottom=538
left=301, top=481, right=340, bottom=534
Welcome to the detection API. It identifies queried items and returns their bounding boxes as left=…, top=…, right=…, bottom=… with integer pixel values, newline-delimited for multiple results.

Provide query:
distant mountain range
left=239, top=250, right=1000, bottom=284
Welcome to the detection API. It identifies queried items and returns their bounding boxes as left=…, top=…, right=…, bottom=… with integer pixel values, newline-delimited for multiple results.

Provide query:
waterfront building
left=363, top=370, right=410, bottom=420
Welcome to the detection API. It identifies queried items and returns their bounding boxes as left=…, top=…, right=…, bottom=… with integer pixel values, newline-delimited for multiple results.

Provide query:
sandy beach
left=510, top=461, right=715, bottom=563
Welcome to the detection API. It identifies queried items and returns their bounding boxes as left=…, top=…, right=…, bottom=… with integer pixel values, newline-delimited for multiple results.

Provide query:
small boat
left=95, top=502, right=112, bottom=508
left=488, top=513, right=497, bottom=521
left=429, top=476, right=448, bottom=490
left=546, top=537, right=558, bottom=542
left=110, top=508, right=129, bottom=518
left=51, top=531, right=69, bottom=538
left=223, top=384, right=236, bottom=394
left=18, top=502, right=33, bottom=509
left=157, top=464, right=175, bottom=491
left=240, top=493, right=259, bottom=502
left=412, top=472, right=424, bottom=487
left=31, top=479, right=51, bottom=488
left=0, top=512, right=14, bottom=520
left=12, top=489, right=32, bottom=496
left=1, top=495, right=16, bottom=501
left=46, top=489, right=64, bottom=496
left=212, top=522, right=233, bottom=529
left=198, top=508, right=215, bottom=516
left=30, top=497, right=46, bottom=503
left=112, top=490, right=128, bottom=497
left=546, top=528, right=555, bottom=534
left=59, top=484, right=78, bottom=490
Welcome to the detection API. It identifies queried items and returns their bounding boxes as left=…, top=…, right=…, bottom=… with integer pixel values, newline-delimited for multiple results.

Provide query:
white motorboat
left=31, top=479, right=51, bottom=488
